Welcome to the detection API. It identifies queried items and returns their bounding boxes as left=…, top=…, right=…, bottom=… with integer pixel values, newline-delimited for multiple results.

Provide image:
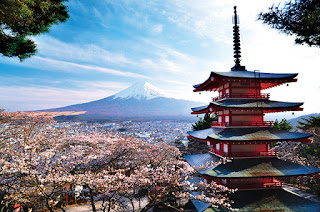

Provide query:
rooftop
left=191, top=99, right=303, bottom=114
left=193, top=71, right=298, bottom=92
left=188, top=127, right=312, bottom=142
left=184, top=153, right=319, bottom=178
left=205, top=157, right=319, bottom=178
left=193, top=189, right=320, bottom=212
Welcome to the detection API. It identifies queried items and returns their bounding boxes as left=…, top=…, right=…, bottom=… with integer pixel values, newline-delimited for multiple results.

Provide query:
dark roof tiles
left=188, top=127, right=312, bottom=142
left=214, top=71, right=297, bottom=79
left=205, top=157, right=319, bottom=178
left=183, top=153, right=221, bottom=174
left=191, top=99, right=303, bottom=112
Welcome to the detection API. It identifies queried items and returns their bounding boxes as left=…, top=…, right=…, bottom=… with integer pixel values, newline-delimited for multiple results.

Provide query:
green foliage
left=273, top=118, right=293, bottom=131
left=258, top=0, right=320, bottom=47
left=297, top=116, right=320, bottom=130
left=271, top=118, right=293, bottom=148
left=192, top=113, right=217, bottom=131
left=311, top=178, right=320, bottom=197
left=299, top=143, right=320, bottom=159
left=297, top=116, right=320, bottom=166
left=0, top=0, right=69, bottom=60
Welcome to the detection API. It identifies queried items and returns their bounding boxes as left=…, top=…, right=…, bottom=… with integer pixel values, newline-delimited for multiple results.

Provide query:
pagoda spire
left=231, top=6, right=246, bottom=71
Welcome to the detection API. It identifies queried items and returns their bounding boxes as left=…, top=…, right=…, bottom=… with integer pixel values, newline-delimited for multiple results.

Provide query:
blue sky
left=0, top=0, right=319, bottom=116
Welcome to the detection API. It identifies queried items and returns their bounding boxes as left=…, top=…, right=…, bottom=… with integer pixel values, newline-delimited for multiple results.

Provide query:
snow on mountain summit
left=113, top=82, right=169, bottom=100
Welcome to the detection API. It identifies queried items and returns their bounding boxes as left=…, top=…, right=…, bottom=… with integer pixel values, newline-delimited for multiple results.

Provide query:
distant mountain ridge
left=288, top=113, right=320, bottom=129
left=43, top=82, right=202, bottom=121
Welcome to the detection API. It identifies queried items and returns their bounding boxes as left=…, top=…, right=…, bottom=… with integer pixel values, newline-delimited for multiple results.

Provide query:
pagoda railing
left=229, top=181, right=283, bottom=190
left=212, top=121, right=273, bottom=127
left=210, top=148, right=227, bottom=157
left=259, top=151, right=279, bottom=157
left=212, top=93, right=270, bottom=102
left=263, top=179, right=283, bottom=188
left=213, top=179, right=283, bottom=190
left=210, top=148, right=278, bottom=158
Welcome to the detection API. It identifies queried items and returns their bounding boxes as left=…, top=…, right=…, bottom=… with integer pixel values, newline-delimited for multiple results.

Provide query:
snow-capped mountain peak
left=113, top=82, right=169, bottom=100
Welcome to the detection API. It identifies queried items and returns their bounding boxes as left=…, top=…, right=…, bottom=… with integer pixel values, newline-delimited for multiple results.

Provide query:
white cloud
left=1, top=56, right=149, bottom=79
left=0, top=85, right=120, bottom=111
left=75, top=80, right=131, bottom=90
left=34, top=36, right=133, bottom=66
left=151, top=24, right=163, bottom=34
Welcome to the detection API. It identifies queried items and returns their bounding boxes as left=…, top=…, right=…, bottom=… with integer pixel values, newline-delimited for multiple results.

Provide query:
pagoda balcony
left=262, top=179, right=283, bottom=188
left=210, top=148, right=278, bottom=158
left=212, top=179, right=283, bottom=190
left=230, top=181, right=283, bottom=190
left=212, top=93, right=270, bottom=102
left=211, top=121, right=273, bottom=127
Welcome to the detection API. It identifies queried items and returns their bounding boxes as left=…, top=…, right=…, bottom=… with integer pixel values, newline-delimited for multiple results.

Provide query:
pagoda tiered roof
left=183, top=153, right=220, bottom=174
left=206, top=157, right=319, bottom=178
left=193, top=189, right=320, bottom=212
left=184, top=153, right=320, bottom=178
left=191, top=99, right=303, bottom=114
left=188, top=127, right=312, bottom=143
left=193, top=70, right=298, bottom=92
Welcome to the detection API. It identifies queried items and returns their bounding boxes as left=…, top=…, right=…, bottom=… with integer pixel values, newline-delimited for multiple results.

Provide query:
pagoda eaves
left=187, top=127, right=313, bottom=143
left=191, top=99, right=304, bottom=114
left=184, top=154, right=319, bottom=178
left=193, top=71, right=298, bottom=92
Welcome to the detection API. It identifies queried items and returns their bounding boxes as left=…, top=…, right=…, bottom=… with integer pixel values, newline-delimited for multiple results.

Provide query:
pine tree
left=192, top=113, right=217, bottom=130
left=273, top=118, right=293, bottom=131
left=0, top=0, right=69, bottom=60
left=258, top=0, right=320, bottom=47
left=297, top=116, right=320, bottom=131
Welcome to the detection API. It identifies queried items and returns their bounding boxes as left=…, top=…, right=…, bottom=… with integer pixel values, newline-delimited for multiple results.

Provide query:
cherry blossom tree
left=0, top=110, right=235, bottom=211
left=67, top=133, right=235, bottom=211
left=0, top=110, right=69, bottom=211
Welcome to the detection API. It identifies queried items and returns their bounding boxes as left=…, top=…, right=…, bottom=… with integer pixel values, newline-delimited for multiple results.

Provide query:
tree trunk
left=46, top=199, right=54, bottom=212
left=0, top=190, right=5, bottom=202
left=130, top=199, right=135, bottom=212
left=89, top=187, right=97, bottom=212
left=56, top=201, right=66, bottom=212
left=139, top=199, right=156, bottom=212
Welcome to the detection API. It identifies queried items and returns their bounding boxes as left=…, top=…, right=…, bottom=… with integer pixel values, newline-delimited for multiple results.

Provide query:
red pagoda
left=184, top=6, right=320, bottom=212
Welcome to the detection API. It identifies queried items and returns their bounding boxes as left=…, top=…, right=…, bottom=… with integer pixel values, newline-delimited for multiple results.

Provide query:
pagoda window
left=218, top=116, right=222, bottom=123
left=223, top=144, right=228, bottom=153
left=222, top=179, right=227, bottom=185
left=216, top=143, right=220, bottom=150
left=219, top=91, right=223, bottom=97
left=226, top=88, right=230, bottom=95
left=225, top=116, right=230, bottom=123
left=207, top=141, right=211, bottom=146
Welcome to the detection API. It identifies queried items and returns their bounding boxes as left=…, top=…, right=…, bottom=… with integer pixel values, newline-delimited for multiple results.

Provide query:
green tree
left=297, top=116, right=320, bottom=161
left=192, top=113, right=217, bottom=131
left=0, top=0, right=69, bottom=60
left=258, top=0, right=320, bottom=47
left=297, top=116, right=320, bottom=196
left=273, top=118, right=293, bottom=131
left=297, top=116, right=320, bottom=131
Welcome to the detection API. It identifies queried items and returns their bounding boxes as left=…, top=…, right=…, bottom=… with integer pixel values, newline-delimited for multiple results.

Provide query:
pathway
left=283, top=184, right=320, bottom=202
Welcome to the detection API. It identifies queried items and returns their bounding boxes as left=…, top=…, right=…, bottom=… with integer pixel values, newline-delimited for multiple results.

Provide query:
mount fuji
left=45, top=82, right=202, bottom=120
